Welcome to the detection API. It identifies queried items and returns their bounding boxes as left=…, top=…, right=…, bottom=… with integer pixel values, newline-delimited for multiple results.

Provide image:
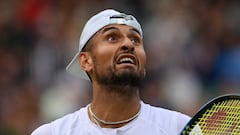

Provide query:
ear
left=78, top=52, right=93, bottom=72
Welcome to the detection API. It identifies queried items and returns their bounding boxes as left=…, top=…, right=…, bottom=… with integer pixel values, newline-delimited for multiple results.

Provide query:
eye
left=130, top=37, right=141, bottom=44
left=108, top=36, right=116, bottom=41
left=107, top=35, right=118, bottom=42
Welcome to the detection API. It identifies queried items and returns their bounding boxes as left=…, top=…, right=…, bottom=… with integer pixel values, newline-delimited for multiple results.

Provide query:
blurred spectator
left=0, top=47, right=39, bottom=135
left=1, top=0, right=240, bottom=134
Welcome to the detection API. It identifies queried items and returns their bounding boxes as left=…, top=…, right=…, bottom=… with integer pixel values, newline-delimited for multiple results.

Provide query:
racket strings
left=192, top=99, right=240, bottom=134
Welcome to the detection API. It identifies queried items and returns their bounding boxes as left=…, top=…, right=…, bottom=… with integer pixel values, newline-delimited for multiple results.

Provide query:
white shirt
left=31, top=101, right=190, bottom=135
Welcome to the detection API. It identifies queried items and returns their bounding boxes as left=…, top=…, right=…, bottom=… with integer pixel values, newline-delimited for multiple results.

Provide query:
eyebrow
left=102, top=27, right=119, bottom=34
left=102, top=26, right=141, bottom=36
left=131, top=28, right=141, bottom=35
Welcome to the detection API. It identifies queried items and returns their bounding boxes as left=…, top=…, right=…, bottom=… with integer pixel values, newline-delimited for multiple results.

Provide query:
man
left=31, top=9, right=190, bottom=135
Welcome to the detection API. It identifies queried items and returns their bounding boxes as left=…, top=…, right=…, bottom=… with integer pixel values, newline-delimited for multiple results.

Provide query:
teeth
left=120, top=58, right=134, bottom=63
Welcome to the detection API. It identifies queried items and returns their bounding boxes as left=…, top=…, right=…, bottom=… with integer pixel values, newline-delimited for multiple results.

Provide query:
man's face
left=89, top=24, right=146, bottom=87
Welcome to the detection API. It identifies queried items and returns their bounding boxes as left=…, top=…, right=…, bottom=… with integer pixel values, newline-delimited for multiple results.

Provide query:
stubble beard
left=94, top=64, right=145, bottom=93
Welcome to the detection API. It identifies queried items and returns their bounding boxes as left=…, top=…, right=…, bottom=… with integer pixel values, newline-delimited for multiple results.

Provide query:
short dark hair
left=81, top=38, right=94, bottom=52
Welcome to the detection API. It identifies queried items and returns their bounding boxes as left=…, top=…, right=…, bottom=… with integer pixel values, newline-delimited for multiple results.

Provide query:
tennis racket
left=180, top=94, right=240, bottom=135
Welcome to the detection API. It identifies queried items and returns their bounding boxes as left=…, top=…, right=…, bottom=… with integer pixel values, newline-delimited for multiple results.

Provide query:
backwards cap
left=66, top=9, right=143, bottom=80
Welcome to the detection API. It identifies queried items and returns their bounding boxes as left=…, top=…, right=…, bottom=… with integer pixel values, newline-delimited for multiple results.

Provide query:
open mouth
left=118, top=57, right=134, bottom=64
left=116, top=55, right=137, bottom=65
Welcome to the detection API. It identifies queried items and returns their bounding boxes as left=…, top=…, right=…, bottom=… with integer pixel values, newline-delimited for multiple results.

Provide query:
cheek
left=93, top=45, right=115, bottom=67
left=138, top=49, right=147, bottom=68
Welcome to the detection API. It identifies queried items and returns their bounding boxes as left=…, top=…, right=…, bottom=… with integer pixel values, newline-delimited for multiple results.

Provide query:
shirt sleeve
left=31, top=123, right=52, bottom=135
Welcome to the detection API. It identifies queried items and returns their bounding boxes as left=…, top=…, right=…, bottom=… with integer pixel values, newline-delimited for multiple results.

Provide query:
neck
left=89, top=83, right=141, bottom=128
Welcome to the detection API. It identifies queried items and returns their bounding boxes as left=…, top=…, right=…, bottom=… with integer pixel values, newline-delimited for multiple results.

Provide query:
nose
left=121, top=38, right=134, bottom=52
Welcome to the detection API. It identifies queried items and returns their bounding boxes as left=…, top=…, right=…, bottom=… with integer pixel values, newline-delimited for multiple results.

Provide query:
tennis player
left=31, top=9, right=190, bottom=135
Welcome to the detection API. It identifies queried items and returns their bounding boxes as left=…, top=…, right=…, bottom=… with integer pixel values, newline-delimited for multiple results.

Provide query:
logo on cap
left=110, top=13, right=135, bottom=21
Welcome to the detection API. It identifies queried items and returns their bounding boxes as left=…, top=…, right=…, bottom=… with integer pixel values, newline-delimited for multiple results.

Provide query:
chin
left=114, top=71, right=144, bottom=87
left=95, top=67, right=145, bottom=87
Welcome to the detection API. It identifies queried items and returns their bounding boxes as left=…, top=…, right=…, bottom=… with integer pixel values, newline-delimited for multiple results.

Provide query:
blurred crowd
left=0, top=0, right=240, bottom=134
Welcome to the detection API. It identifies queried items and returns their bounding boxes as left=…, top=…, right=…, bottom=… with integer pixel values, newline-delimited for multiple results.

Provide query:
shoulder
left=31, top=124, right=52, bottom=135
left=141, top=101, right=190, bottom=120
left=31, top=106, right=88, bottom=135
left=140, top=102, right=190, bottom=133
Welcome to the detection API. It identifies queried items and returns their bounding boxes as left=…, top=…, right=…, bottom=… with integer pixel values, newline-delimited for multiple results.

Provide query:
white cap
left=66, top=9, right=143, bottom=80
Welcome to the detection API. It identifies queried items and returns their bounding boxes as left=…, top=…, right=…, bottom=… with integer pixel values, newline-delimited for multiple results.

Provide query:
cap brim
left=66, top=52, right=90, bottom=80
